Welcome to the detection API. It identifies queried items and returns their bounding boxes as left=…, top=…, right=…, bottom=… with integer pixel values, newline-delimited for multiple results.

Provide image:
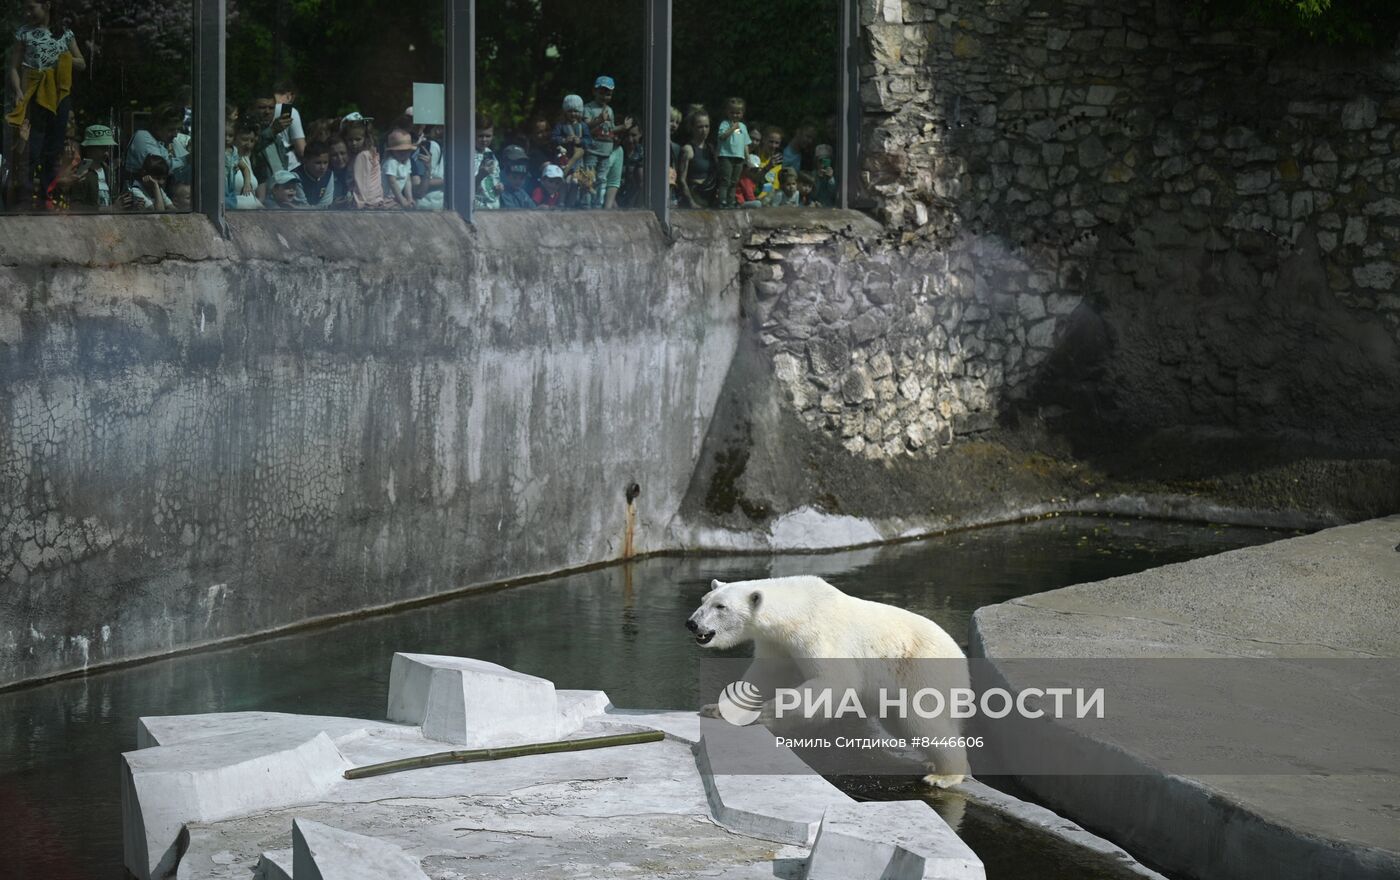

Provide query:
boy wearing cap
left=264, top=169, right=303, bottom=209
left=72, top=124, right=117, bottom=210
left=499, top=148, right=535, bottom=210
left=532, top=163, right=565, bottom=209
left=582, top=75, right=624, bottom=209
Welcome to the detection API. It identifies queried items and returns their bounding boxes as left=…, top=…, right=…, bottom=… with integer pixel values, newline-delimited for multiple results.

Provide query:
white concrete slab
left=806, top=801, right=985, bottom=880
left=123, top=729, right=350, bottom=880
left=293, top=818, right=430, bottom=880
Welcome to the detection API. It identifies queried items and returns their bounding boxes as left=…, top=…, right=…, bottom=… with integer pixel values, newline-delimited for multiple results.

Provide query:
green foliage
left=1199, top=0, right=1400, bottom=45
left=227, top=0, right=445, bottom=121
left=476, top=0, right=839, bottom=134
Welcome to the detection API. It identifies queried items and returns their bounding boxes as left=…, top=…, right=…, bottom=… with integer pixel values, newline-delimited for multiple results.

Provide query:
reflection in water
left=0, top=516, right=1282, bottom=879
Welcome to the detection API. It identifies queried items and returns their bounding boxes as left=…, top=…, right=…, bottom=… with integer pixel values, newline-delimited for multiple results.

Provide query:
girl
left=675, top=110, right=717, bottom=209
left=344, top=117, right=391, bottom=209
left=6, top=0, right=86, bottom=208
left=381, top=128, right=416, bottom=209
left=229, top=120, right=263, bottom=209
left=714, top=98, right=750, bottom=209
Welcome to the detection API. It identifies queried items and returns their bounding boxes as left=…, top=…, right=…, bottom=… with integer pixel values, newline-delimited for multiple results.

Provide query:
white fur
left=688, top=575, right=969, bottom=787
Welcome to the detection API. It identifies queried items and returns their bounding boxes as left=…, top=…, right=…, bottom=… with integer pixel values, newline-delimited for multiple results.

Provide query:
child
left=766, top=167, right=802, bottom=206
left=170, top=181, right=192, bottom=211
left=735, top=153, right=763, bottom=208
left=343, top=115, right=391, bottom=209
left=229, top=120, right=263, bottom=209
left=796, top=172, right=815, bottom=207
left=582, top=75, right=621, bottom=209
left=532, top=163, right=564, bottom=209
left=412, top=124, right=445, bottom=211
left=264, top=169, right=302, bottom=209
left=6, top=0, right=86, bottom=206
left=675, top=110, right=716, bottom=208
left=714, top=97, right=750, bottom=208
left=473, top=112, right=500, bottom=210
left=70, top=123, right=116, bottom=210
left=382, top=128, right=417, bottom=209
left=810, top=143, right=838, bottom=207
left=127, top=154, right=173, bottom=211
left=295, top=141, right=337, bottom=209
left=551, top=95, right=592, bottom=167
left=499, top=150, right=534, bottom=210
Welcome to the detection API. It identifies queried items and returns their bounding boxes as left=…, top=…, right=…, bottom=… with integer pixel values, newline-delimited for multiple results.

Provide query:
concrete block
left=387, top=653, right=561, bottom=747
left=292, top=818, right=430, bottom=880
left=695, top=732, right=850, bottom=845
left=806, top=801, right=985, bottom=879
left=556, top=689, right=613, bottom=731
left=254, top=849, right=293, bottom=880
left=122, top=730, right=350, bottom=880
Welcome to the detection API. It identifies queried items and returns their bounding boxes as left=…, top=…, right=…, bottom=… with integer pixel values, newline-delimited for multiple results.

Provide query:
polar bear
left=687, top=575, right=969, bottom=787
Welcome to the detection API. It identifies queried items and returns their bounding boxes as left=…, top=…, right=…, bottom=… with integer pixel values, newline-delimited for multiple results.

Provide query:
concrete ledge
left=806, top=801, right=984, bottom=880
left=970, top=516, right=1400, bottom=880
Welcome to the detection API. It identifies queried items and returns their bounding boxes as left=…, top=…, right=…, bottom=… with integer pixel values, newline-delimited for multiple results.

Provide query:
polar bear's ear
left=711, top=579, right=726, bottom=590
left=749, top=590, right=763, bottom=611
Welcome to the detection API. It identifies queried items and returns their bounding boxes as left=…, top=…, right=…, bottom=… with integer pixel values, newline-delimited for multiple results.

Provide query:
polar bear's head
left=687, top=579, right=763, bottom=649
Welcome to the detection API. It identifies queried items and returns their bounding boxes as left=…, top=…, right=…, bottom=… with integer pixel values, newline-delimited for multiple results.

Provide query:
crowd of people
left=4, top=13, right=838, bottom=215
left=473, top=79, right=840, bottom=211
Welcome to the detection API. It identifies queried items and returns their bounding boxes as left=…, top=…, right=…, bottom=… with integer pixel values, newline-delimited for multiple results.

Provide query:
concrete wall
left=0, top=212, right=744, bottom=687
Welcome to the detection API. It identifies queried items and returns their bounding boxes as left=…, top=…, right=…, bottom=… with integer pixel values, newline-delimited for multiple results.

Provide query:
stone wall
left=677, top=2, right=1400, bottom=544
left=855, top=0, right=1400, bottom=449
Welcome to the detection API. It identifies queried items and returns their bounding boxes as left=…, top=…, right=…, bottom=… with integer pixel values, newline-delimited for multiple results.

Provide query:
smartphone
left=75, top=158, right=94, bottom=178
left=280, top=105, right=294, bottom=121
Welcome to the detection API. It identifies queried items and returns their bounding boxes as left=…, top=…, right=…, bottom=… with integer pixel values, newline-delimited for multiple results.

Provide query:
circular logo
left=717, top=680, right=765, bottom=726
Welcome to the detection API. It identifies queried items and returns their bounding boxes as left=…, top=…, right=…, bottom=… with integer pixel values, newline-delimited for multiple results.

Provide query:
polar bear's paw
left=922, top=773, right=966, bottom=789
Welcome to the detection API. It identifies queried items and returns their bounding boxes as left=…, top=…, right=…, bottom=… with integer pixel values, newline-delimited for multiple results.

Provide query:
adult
left=6, top=0, right=87, bottom=205
left=674, top=110, right=717, bottom=208
left=271, top=79, right=306, bottom=169
left=124, top=105, right=187, bottom=184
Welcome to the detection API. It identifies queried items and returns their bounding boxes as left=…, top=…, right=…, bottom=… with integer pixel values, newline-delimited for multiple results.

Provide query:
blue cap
left=594, top=75, right=616, bottom=90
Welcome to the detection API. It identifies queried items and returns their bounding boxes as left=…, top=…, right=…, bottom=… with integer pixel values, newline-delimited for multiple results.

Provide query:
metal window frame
left=193, top=0, right=227, bottom=234
left=839, top=0, right=858, bottom=210
left=190, top=0, right=851, bottom=228
left=645, top=0, right=672, bottom=230
left=448, top=0, right=476, bottom=221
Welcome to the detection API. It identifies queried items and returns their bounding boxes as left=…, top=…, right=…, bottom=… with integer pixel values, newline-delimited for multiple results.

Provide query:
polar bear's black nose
left=686, top=618, right=699, bottom=632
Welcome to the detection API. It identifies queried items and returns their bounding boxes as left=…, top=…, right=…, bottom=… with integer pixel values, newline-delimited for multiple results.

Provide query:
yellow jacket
left=6, top=53, right=72, bottom=127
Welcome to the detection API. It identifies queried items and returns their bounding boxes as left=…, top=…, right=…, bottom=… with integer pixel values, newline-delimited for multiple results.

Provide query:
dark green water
left=0, top=516, right=1283, bottom=879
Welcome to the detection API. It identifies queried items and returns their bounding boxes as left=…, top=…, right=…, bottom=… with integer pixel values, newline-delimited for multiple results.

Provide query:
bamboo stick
left=343, top=730, right=665, bottom=779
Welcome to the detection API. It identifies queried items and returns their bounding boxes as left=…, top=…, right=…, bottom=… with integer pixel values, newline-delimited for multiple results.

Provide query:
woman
left=675, top=110, right=717, bottom=209
left=6, top=0, right=85, bottom=208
